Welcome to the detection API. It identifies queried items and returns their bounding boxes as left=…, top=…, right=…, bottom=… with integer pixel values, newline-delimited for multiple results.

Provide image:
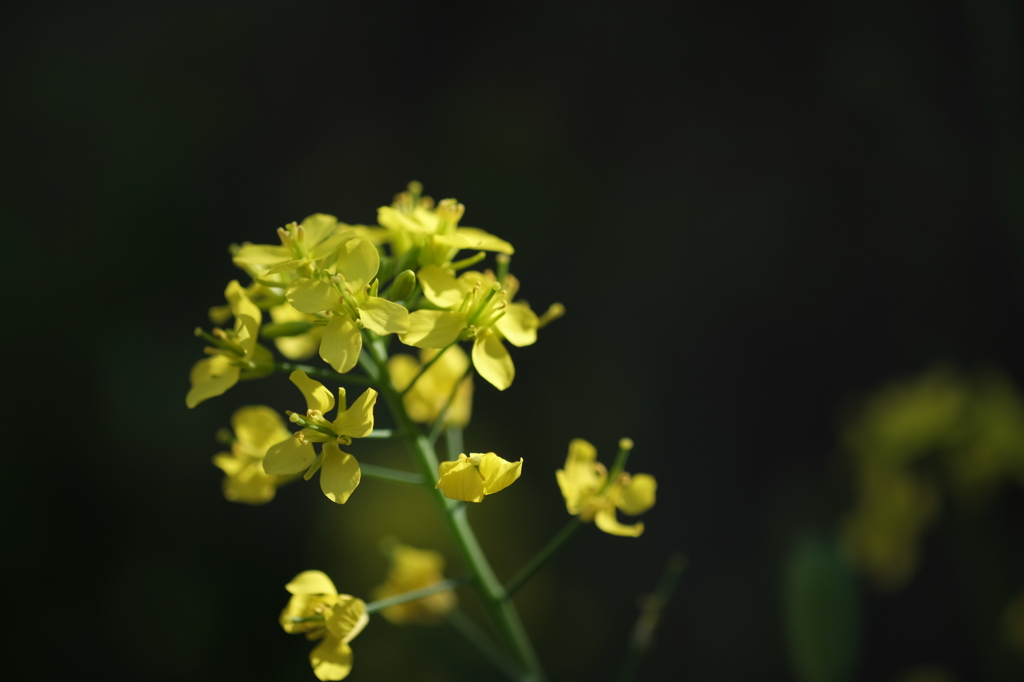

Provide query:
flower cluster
left=188, top=183, right=660, bottom=680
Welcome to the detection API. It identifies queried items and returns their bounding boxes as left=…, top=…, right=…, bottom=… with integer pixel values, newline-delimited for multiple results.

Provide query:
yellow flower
left=232, top=213, right=353, bottom=278
left=371, top=543, right=456, bottom=625
left=286, top=236, right=409, bottom=373
left=840, top=464, right=940, bottom=591
left=401, top=268, right=560, bottom=391
left=263, top=370, right=377, bottom=504
left=268, top=302, right=325, bottom=361
left=436, top=452, right=522, bottom=502
left=376, top=183, right=513, bottom=268
left=279, top=571, right=368, bottom=681
left=186, top=280, right=272, bottom=408
left=556, top=438, right=656, bottom=537
left=387, top=346, right=473, bottom=427
left=211, top=405, right=292, bottom=504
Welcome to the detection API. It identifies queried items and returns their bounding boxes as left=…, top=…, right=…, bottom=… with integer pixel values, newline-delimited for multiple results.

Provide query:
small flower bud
left=388, top=269, right=417, bottom=301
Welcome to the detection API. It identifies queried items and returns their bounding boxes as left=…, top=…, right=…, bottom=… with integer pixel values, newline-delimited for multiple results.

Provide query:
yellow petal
left=335, top=237, right=379, bottom=290
left=309, top=230, right=356, bottom=265
left=320, top=442, right=361, bottom=504
left=495, top=303, right=538, bottom=348
left=617, top=473, right=657, bottom=516
left=472, top=332, right=514, bottom=391
left=418, top=265, right=463, bottom=309
left=565, top=438, right=597, bottom=469
left=270, top=304, right=324, bottom=361
left=300, top=213, right=340, bottom=248
left=386, top=354, right=418, bottom=391
left=359, top=297, right=409, bottom=335
left=226, top=280, right=262, bottom=357
left=211, top=452, right=244, bottom=476
left=332, top=389, right=377, bottom=438
left=185, top=355, right=241, bottom=408
left=399, top=310, right=464, bottom=348
left=556, top=438, right=605, bottom=514
left=477, top=453, right=523, bottom=495
left=264, top=436, right=316, bottom=475
left=287, top=278, right=338, bottom=314
left=594, top=506, right=645, bottom=537
left=378, top=205, right=431, bottom=233
left=451, top=227, right=514, bottom=254
left=263, top=258, right=306, bottom=276
left=321, top=314, right=361, bottom=374
left=280, top=592, right=337, bottom=634
left=232, top=405, right=288, bottom=450
left=286, top=570, right=338, bottom=596
left=325, top=596, right=368, bottom=643
left=435, top=455, right=485, bottom=503
left=309, top=636, right=353, bottom=681
left=290, top=370, right=335, bottom=414
left=232, top=243, right=290, bottom=269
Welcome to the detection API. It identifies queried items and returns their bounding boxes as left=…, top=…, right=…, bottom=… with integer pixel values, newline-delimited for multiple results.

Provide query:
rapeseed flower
left=387, top=346, right=473, bottom=427
left=186, top=280, right=271, bottom=408
left=232, top=213, right=353, bottom=278
left=371, top=543, right=455, bottom=625
left=436, top=452, right=522, bottom=502
left=376, top=183, right=513, bottom=268
left=263, top=370, right=376, bottom=504
left=556, top=438, right=656, bottom=537
left=401, top=268, right=559, bottom=390
left=286, top=236, right=409, bottom=373
left=280, top=570, right=368, bottom=681
left=212, top=405, right=291, bottom=504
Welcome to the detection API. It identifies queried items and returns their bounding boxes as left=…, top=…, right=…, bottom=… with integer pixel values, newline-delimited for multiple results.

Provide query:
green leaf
left=783, top=533, right=861, bottom=682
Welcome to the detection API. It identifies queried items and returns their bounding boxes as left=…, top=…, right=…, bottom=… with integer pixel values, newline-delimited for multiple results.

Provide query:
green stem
left=615, top=552, right=687, bottom=682
left=446, top=608, right=521, bottom=682
left=428, top=367, right=474, bottom=446
left=503, top=518, right=582, bottom=599
left=360, top=332, right=546, bottom=682
left=365, top=576, right=471, bottom=614
left=400, top=341, right=456, bottom=397
left=445, top=424, right=464, bottom=460
left=606, top=438, right=634, bottom=485
left=359, top=463, right=425, bottom=486
left=274, top=361, right=375, bottom=386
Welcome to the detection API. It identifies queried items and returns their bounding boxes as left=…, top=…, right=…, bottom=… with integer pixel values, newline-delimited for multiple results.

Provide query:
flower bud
left=388, top=269, right=418, bottom=301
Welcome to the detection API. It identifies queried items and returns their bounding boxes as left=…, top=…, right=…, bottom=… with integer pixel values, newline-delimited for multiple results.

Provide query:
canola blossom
left=436, top=452, right=523, bottom=503
left=371, top=543, right=456, bottom=625
left=187, top=183, right=660, bottom=681
left=186, top=280, right=271, bottom=408
left=263, top=370, right=377, bottom=504
left=211, top=405, right=292, bottom=504
left=387, top=345, right=473, bottom=427
left=280, top=571, right=368, bottom=681
left=400, top=267, right=550, bottom=390
left=556, top=438, right=657, bottom=537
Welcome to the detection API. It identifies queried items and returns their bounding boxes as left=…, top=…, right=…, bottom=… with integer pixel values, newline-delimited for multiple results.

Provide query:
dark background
left=6, top=0, right=1024, bottom=680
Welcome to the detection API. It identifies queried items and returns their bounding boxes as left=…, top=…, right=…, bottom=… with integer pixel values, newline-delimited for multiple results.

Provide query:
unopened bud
left=388, top=269, right=417, bottom=301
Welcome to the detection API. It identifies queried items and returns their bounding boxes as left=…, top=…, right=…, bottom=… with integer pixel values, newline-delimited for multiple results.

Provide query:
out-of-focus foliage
left=783, top=534, right=860, bottom=682
left=841, top=367, right=1024, bottom=591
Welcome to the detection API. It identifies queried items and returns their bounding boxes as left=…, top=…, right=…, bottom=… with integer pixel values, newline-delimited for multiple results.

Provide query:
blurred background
left=6, top=0, right=1024, bottom=680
